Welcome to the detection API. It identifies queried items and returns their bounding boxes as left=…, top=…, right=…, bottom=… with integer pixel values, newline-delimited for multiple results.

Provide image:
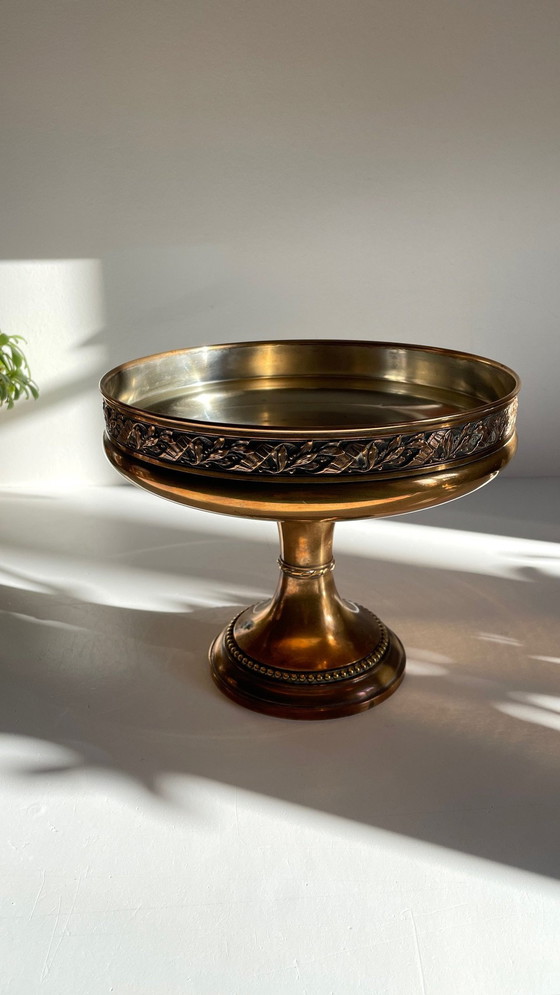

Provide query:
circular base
left=210, top=607, right=406, bottom=720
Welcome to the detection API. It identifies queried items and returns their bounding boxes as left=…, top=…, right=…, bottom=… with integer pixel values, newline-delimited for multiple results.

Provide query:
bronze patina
left=101, top=339, right=519, bottom=719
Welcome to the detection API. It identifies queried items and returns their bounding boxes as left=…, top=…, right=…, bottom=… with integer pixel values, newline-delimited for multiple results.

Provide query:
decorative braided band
left=104, top=397, right=517, bottom=478
left=277, top=557, right=335, bottom=578
left=224, top=611, right=390, bottom=684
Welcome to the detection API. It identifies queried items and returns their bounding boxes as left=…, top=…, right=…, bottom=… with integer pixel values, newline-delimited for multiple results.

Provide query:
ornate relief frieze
left=103, top=398, right=517, bottom=477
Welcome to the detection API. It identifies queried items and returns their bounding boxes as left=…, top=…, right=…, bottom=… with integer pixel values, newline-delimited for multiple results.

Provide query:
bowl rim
left=100, top=338, right=520, bottom=439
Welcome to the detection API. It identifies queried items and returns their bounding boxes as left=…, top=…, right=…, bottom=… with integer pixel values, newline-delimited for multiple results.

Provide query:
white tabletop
left=1, top=478, right=559, bottom=994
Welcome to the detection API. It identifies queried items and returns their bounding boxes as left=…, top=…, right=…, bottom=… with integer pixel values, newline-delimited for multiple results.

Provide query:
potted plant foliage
left=0, top=332, right=39, bottom=408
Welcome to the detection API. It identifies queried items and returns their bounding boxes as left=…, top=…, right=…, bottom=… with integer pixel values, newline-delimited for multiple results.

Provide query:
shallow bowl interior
left=100, top=340, right=519, bottom=435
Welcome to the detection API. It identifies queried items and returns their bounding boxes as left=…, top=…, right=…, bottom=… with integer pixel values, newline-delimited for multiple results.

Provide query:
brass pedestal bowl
left=101, top=340, right=519, bottom=720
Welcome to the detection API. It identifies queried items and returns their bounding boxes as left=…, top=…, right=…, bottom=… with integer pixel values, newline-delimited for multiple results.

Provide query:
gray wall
left=1, top=0, right=559, bottom=483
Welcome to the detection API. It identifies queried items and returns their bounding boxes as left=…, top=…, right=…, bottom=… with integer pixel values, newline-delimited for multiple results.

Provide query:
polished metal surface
left=101, top=339, right=520, bottom=719
left=104, top=434, right=516, bottom=522
left=101, top=340, right=519, bottom=481
left=101, top=341, right=519, bottom=423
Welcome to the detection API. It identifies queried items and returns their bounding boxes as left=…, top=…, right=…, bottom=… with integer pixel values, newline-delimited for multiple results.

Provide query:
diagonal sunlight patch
left=85, top=489, right=560, bottom=581
left=496, top=702, right=560, bottom=733
left=496, top=690, right=560, bottom=731
left=2, top=487, right=559, bottom=583
left=402, top=647, right=452, bottom=677
left=0, top=551, right=268, bottom=612
left=335, top=520, right=560, bottom=580
left=508, top=692, right=560, bottom=714
left=478, top=633, right=523, bottom=646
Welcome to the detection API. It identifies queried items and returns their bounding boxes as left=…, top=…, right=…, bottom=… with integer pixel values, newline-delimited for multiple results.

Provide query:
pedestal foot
left=211, top=606, right=405, bottom=719
left=210, top=519, right=405, bottom=719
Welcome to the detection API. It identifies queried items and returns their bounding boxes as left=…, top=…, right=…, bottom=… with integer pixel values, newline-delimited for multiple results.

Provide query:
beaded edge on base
left=224, top=611, right=390, bottom=684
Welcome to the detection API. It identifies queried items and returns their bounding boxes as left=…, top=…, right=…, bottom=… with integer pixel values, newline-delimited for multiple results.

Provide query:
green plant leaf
left=0, top=331, right=38, bottom=408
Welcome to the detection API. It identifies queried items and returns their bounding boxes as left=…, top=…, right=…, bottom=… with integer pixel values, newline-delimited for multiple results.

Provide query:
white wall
left=1, top=0, right=559, bottom=484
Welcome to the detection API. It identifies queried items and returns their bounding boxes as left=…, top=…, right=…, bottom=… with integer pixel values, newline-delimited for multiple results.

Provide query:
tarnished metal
left=101, top=339, right=520, bottom=719
left=101, top=340, right=518, bottom=481
left=103, top=397, right=517, bottom=479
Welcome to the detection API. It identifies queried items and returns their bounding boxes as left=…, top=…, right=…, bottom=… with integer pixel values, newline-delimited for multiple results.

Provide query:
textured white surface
left=1, top=479, right=559, bottom=994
